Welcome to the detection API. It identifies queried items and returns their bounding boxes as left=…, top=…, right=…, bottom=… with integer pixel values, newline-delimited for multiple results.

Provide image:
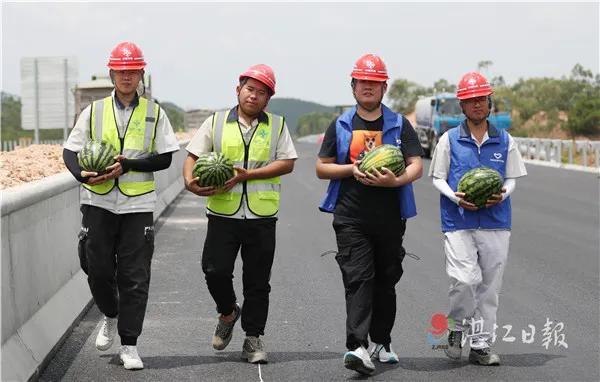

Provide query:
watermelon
left=358, top=144, right=406, bottom=176
left=192, top=152, right=234, bottom=188
left=78, top=140, right=117, bottom=174
left=457, top=167, right=503, bottom=208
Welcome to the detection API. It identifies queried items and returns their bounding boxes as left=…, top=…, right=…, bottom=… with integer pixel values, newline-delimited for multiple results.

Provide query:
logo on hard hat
left=121, top=47, right=132, bottom=58
left=365, top=60, right=375, bottom=69
left=468, top=77, right=477, bottom=86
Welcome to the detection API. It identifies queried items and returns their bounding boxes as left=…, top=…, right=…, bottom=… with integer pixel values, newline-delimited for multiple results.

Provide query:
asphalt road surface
left=40, top=142, right=599, bottom=381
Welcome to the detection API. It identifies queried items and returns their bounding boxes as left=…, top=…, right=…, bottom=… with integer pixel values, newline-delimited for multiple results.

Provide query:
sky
left=2, top=1, right=599, bottom=110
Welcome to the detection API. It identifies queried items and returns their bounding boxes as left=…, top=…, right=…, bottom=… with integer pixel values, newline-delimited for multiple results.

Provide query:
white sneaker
left=119, top=345, right=144, bottom=370
left=95, top=315, right=117, bottom=351
left=370, top=343, right=399, bottom=363
left=343, top=346, right=375, bottom=375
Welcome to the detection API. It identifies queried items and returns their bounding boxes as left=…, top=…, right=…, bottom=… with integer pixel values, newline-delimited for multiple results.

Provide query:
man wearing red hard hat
left=429, top=72, right=527, bottom=365
left=63, top=41, right=179, bottom=370
left=316, top=54, right=424, bottom=375
left=184, top=64, right=297, bottom=364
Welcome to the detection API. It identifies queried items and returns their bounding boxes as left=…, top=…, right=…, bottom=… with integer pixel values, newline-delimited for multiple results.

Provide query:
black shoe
left=212, top=303, right=240, bottom=350
left=469, top=347, right=500, bottom=366
left=444, top=330, right=463, bottom=360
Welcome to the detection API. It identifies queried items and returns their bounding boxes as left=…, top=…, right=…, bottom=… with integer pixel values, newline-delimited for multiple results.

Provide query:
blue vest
left=319, top=104, right=417, bottom=219
left=441, top=121, right=511, bottom=232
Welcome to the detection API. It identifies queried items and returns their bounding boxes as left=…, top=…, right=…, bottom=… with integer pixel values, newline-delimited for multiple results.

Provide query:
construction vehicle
left=414, top=92, right=511, bottom=158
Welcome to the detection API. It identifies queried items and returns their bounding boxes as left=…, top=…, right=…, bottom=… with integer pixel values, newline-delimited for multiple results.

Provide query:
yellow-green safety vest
left=83, top=96, right=159, bottom=196
left=207, top=110, right=283, bottom=217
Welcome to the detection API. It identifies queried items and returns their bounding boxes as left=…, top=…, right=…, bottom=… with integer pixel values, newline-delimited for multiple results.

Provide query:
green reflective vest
left=207, top=109, right=283, bottom=217
left=83, top=96, right=159, bottom=196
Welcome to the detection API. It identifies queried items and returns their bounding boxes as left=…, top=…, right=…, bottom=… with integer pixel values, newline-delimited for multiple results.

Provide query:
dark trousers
left=78, top=205, right=154, bottom=345
left=332, top=214, right=406, bottom=350
left=202, top=215, right=276, bottom=337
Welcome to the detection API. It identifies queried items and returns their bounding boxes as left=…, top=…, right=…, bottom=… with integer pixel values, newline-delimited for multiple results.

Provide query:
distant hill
left=161, top=101, right=185, bottom=132
left=267, top=98, right=335, bottom=136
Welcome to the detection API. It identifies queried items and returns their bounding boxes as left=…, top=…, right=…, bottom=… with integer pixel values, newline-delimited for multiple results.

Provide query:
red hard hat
left=351, top=53, right=389, bottom=82
left=456, top=72, right=493, bottom=100
left=239, top=64, right=276, bottom=95
left=107, top=41, right=146, bottom=70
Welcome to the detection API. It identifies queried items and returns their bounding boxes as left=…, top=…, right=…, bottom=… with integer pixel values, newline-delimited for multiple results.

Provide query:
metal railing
left=514, top=137, right=600, bottom=169
left=1, top=139, right=64, bottom=152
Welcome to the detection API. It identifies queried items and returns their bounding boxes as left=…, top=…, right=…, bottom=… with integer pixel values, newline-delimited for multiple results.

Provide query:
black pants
left=332, top=214, right=406, bottom=350
left=202, top=215, right=276, bottom=337
left=78, top=205, right=154, bottom=346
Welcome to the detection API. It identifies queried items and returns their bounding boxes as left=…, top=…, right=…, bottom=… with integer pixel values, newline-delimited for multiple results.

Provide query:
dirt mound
left=1, top=131, right=195, bottom=190
left=0, top=145, right=66, bottom=190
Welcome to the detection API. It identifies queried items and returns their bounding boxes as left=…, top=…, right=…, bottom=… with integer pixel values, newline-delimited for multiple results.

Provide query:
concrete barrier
left=1, top=142, right=188, bottom=382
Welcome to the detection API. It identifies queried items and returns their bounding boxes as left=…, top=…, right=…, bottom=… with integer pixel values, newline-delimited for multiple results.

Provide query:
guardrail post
left=550, top=139, right=561, bottom=163
left=542, top=140, right=550, bottom=161
left=567, top=140, right=574, bottom=164
left=576, top=141, right=587, bottom=167
left=593, top=143, right=600, bottom=169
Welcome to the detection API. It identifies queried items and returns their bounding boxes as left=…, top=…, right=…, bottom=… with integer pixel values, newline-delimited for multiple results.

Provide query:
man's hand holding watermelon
left=484, top=189, right=506, bottom=208
left=103, top=154, right=125, bottom=180
left=222, top=166, right=250, bottom=192
left=184, top=176, right=217, bottom=197
left=455, top=188, right=506, bottom=211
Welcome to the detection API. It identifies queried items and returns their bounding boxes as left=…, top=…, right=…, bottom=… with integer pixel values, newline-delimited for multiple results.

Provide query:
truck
left=414, top=92, right=511, bottom=158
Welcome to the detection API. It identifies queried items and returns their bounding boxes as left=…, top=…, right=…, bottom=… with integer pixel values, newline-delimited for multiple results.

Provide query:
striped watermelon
left=358, top=144, right=406, bottom=176
left=78, top=141, right=117, bottom=173
left=192, top=152, right=234, bottom=188
left=457, top=167, right=503, bottom=208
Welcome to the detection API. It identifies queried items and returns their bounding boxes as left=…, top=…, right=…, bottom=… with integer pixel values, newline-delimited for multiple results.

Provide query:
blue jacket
left=441, top=121, right=511, bottom=232
left=319, top=104, right=417, bottom=219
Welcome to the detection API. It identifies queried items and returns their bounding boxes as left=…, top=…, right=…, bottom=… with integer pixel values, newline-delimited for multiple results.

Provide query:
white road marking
left=258, top=364, right=264, bottom=382
left=159, top=216, right=208, bottom=225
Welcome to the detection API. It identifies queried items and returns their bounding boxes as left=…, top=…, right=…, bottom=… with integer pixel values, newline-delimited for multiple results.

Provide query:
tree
left=490, top=75, right=506, bottom=87
left=477, top=60, right=493, bottom=72
left=386, top=78, right=429, bottom=113
left=296, top=111, right=338, bottom=137
left=571, top=63, right=594, bottom=82
left=566, top=97, right=600, bottom=138
left=1, top=92, right=23, bottom=141
left=432, top=78, right=456, bottom=93
left=161, top=102, right=184, bottom=132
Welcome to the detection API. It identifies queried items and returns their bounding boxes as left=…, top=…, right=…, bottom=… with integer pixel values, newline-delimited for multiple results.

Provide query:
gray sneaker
left=469, top=347, right=500, bottom=366
left=242, top=336, right=268, bottom=364
left=212, top=303, right=240, bottom=350
left=444, top=330, right=463, bottom=360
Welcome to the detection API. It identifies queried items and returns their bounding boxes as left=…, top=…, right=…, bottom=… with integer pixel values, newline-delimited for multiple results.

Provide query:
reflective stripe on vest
left=207, top=110, right=283, bottom=217
left=83, top=96, right=159, bottom=196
